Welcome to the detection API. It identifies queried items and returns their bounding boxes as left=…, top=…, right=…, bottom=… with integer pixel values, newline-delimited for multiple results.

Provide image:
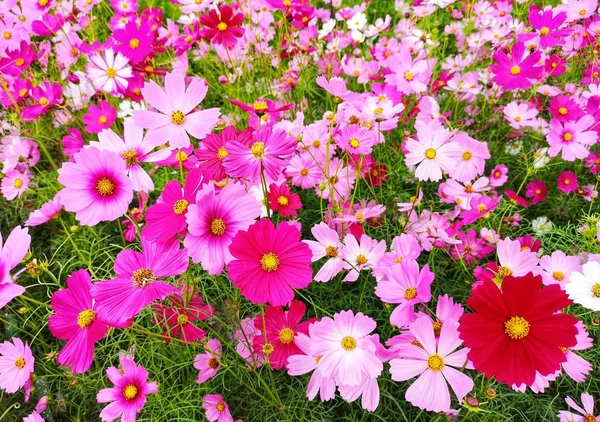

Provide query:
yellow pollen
left=558, top=107, right=568, bottom=115
left=177, top=314, right=189, bottom=325
left=496, top=266, right=512, bottom=279
left=312, top=140, right=321, bottom=148
left=176, top=150, right=188, bottom=162
left=300, top=168, right=309, bottom=176
left=210, top=218, right=226, bottom=235
left=563, top=132, right=572, bottom=142
left=207, top=357, right=219, bottom=368
left=410, top=196, right=417, bottom=203
left=185, top=35, right=193, bottom=43
left=262, top=342, right=274, bottom=355
left=129, top=38, right=140, bottom=49
left=355, top=212, right=364, bottom=220
left=373, top=107, right=384, bottom=115
left=510, top=65, right=521, bottom=75
left=404, top=287, right=417, bottom=300
left=583, top=415, right=596, bottom=422
left=353, top=69, right=360, bottom=76
left=515, top=116, right=522, bottom=122
left=356, top=254, right=368, bottom=265
left=251, top=142, right=265, bottom=159
left=404, top=71, right=414, bottom=81
left=349, top=138, right=361, bottom=149
left=3, top=31, right=11, bottom=39
left=580, top=9, right=587, bottom=15
left=39, top=97, right=49, bottom=106
left=171, top=110, right=185, bottom=125
left=462, top=151, right=472, bottom=160
left=395, top=257, right=403, bottom=263
left=217, top=22, right=228, bottom=31
left=477, top=204, right=487, bottom=215
left=19, top=88, right=27, bottom=97
left=278, top=328, right=294, bottom=344
left=384, top=50, right=391, bottom=58
left=106, top=67, right=117, bottom=78
left=592, top=283, right=600, bottom=298
left=217, top=147, right=229, bottom=159
left=123, top=384, right=138, bottom=400
left=504, top=316, right=530, bottom=340
left=260, top=252, right=279, bottom=272
left=427, top=354, right=444, bottom=371
left=253, top=101, right=268, bottom=112
left=98, top=115, right=108, bottom=124
left=425, top=148, right=437, bottom=159
left=132, top=268, right=155, bottom=288
left=341, top=336, right=356, bottom=351
left=325, top=246, right=338, bottom=257
left=540, top=27, right=549, bottom=36
left=39, top=0, right=48, bottom=5
left=13, top=178, right=23, bottom=189
left=465, top=184, right=474, bottom=193
left=551, top=62, right=558, bottom=68
left=77, top=309, right=96, bottom=329
left=15, top=357, right=26, bottom=369
left=553, top=271, right=565, bottom=281
left=173, top=199, right=189, bottom=215
left=277, top=196, right=289, bottom=206
left=122, top=150, right=139, bottom=166
left=96, top=177, right=115, bottom=196
left=432, top=321, right=442, bottom=336
left=216, top=402, right=226, bottom=412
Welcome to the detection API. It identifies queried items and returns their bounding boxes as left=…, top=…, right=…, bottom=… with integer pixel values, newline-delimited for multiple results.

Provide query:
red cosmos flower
left=267, top=183, right=302, bottom=217
left=525, top=179, right=548, bottom=204
left=458, top=273, right=578, bottom=387
left=199, top=5, right=245, bottom=48
left=252, top=300, right=316, bottom=370
left=504, top=190, right=528, bottom=207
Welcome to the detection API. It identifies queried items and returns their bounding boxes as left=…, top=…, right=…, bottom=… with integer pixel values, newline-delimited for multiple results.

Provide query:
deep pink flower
left=199, top=5, right=245, bottom=48
left=505, top=190, right=529, bottom=207
left=97, top=356, right=158, bottom=422
left=227, top=219, right=313, bottom=306
left=83, top=100, right=117, bottom=134
left=548, top=95, right=584, bottom=123
left=194, top=339, right=221, bottom=383
left=196, top=126, right=252, bottom=181
left=490, top=42, right=542, bottom=90
left=267, top=183, right=302, bottom=217
left=0, top=337, right=34, bottom=394
left=62, top=128, right=85, bottom=157
left=525, top=179, right=548, bottom=204
left=521, top=9, right=570, bottom=48
left=113, top=21, right=155, bottom=64
left=49, top=270, right=108, bottom=374
left=460, top=195, right=501, bottom=225
left=21, top=81, right=62, bottom=122
left=557, top=171, right=579, bottom=193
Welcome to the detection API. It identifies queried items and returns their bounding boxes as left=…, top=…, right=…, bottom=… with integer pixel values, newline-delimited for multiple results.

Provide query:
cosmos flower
left=565, top=261, right=600, bottom=311
left=0, top=337, right=34, bottom=394
left=490, top=42, right=542, bottom=90
left=202, top=394, right=234, bottom=422
left=86, top=49, right=132, bottom=94
left=0, top=226, right=31, bottom=309
left=199, top=5, right=245, bottom=48
left=194, top=339, right=222, bottom=383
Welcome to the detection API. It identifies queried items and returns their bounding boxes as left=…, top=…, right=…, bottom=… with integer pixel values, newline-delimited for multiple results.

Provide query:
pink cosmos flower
left=83, top=100, right=117, bottom=134
left=375, top=261, right=434, bottom=328
left=91, top=119, right=172, bottom=192
left=86, top=49, right=132, bottom=94
left=194, top=339, right=222, bottom=383
left=492, top=238, right=539, bottom=285
left=196, top=126, right=251, bottom=181
left=447, top=133, right=490, bottom=184
left=558, top=393, right=598, bottom=422
left=504, top=101, right=539, bottom=129
left=316, top=75, right=350, bottom=99
left=489, top=164, right=509, bottom=187
left=560, top=321, right=593, bottom=383
left=490, top=42, right=542, bottom=90
left=0, top=226, right=31, bottom=309
left=202, top=394, right=234, bottom=422
left=227, top=219, right=313, bottom=306
left=310, top=310, right=383, bottom=386
left=48, top=269, right=108, bottom=374
left=185, top=182, right=261, bottom=274
left=113, top=21, right=154, bottom=64
left=20, top=81, right=62, bottom=122
left=223, top=127, right=297, bottom=182
left=372, top=234, right=421, bottom=280
left=389, top=316, right=474, bottom=413
left=90, top=236, right=188, bottom=326
left=142, top=168, right=205, bottom=242
left=384, top=47, right=434, bottom=94
left=549, top=95, right=584, bottom=123
left=304, top=222, right=344, bottom=282
left=1, top=169, right=29, bottom=200
left=97, top=356, right=158, bottom=422
left=335, top=124, right=375, bottom=155
left=525, top=179, right=548, bottom=204
left=0, top=337, right=34, bottom=394
left=199, top=5, right=245, bottom=48
left=286, top=154, right=323, bottom=189
left=267, top=183, right=302, bottom=217
left=404, top=121, right=460, bottom=182
left=557, top=171, right=579, bottom=193
left=547, top=115, right=598, bottom=161
left=341, top=234, right=387, bottom=282
left=133, top=71, right=221, bottom=149
left=62, top=128, right=85, bottom=157
left=521, top=9, right=570, bottom=48
left=25, top=196, right=62, bottom=226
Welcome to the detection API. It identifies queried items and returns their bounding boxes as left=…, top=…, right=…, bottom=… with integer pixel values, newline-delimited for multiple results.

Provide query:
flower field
left=2, top=0, right=600, bottom=420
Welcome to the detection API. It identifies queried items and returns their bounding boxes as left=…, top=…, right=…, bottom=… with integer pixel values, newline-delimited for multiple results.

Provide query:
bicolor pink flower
left=389, top=316, right=473, bottom=413
left=48, top=270, right=108, bottom=374
left=341, top=234, right=387, bottom=282
left=0, top=226, right=31, bottom=309
left=405, top=122, right=460, bottom=182
left=489, top=164, right=509, bottom=187
left=490, top=42, right=542, bottom=90
left=304, top=222, right=344, bottom=282
left=227, top=219, right=313, bottom=306
left=202, top=394, right=234, bottom=422
left=97, top=356, right=157, bottom=422
left=133, top=71, right=221, bottom=149
left=90, top=236, right=188, bottom=326
left=525, top=179, right=548, bottom=204
left=375, top=261, right=434, bottom=328
left=310, top=310, right=383, bottom=386
left=59, top=142, right=134, bottom=221
left=199, top=5, right=245, bottom=48
left=547, top=115, right=598, bottom=161
left=0, top=337, right=34, bottom=394
left=185, top=182, right=261, bottom=274
left=86, top=49, right=132, bottom=94
left=25, top=196, right=62, bottom=226
left=194, top=339, right=222, bottom=384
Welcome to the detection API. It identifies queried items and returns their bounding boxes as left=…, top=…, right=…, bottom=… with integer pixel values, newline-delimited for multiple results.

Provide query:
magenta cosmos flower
left=227, top=219, right=313, bottom=306
left=25, top=196, right=62, bottom=226
left=310, top=310, right=383, bottom=386
left=48, top=269, right=108, bottom=374
left=133, top=71, right=221, bottom=149
left=90, top=236, right=188, bottom=326
left=193, top=339, right=221, bottom=384
left=185, top=182, right=261, bottom=275
left=97, top=356, right=158, bottom=422
left=490, top=42, right=542, bottom=90
left=389, top=316, right=474, bottom=413
left=202, top=394, right=234, bottom=422
left=83, top=100, right=117, bottom=134
left=0, top=337, right=34, bottom=394
left=57, top=147, right=134, bottom=226
left=0, top=225, right=31, bottom=309
left=199, top=5, right=245, bottom=48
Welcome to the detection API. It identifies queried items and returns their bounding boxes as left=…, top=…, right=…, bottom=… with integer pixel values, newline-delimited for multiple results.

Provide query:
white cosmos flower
left=565, top=261, right=600, bottom=311
left=532, top=216, right=553, bottom=236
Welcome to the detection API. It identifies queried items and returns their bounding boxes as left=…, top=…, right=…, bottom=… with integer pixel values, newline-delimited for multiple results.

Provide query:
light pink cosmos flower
left=539, top=250, right=581, bottom=288
left=97, top=356, right=158, bottom=422
left=503, top=101, right=539, bottom=129
left=25, top=196, right=62, bottom=226
left=86, top=48, right=132, bottom=94
left=405, top=121, right=460, bottom=182
left=57, top=147, right=134, bottom=226
left=316, top=75, right=351, bottom=99
left=547, top=115, right=598, bottom=161
left=185, top=182, right=261, bottom=275
left=310, top=310, right=383, bottom=386
left=194, top=339, right=221, bottom=384
left=1, top=169, right=29, bottom=200
left=494, top=237, right=539, bottom=284
left=286, top=153, right=323, bottom=189
left=335, top=124, right=375, bottom=155
left=0, top=225, right=31, bottom=309
left=558, top=392, right=598, bottom=422
left=384, top=47, right=434, bottom=94
left=90, top=119, right=172, bottom=192
left=448, top=133, right=490, bottom=184
left=372, top=234, right=421, bottom=281
left=375, top=260, right=434, bottom=328
left=202, top=394, right=234, bottom=422
left=90, top=236, right=188, bottom=326
left=560, top=321, right=593, bottom=383
left=389, top=317, right=474, bottom=413
left=134, top=71, right=221, bottom=149
left=341, top=234, right=387, bottom=282
left=304, top=222, right=345, bottom=282
left=0, top=337, right=34, bottom=394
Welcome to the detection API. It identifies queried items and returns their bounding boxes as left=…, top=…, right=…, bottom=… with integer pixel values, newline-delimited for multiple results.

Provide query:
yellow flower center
left=563, top=132, right=572, bottom=142
left=3, top=31, right=11, bottom=39
left=432, top=321, right=443, bottom=336
left=341, top=336, right=356, bottom=351
left=592, top=283, right=600, bottom=298
left=177, top=314, right=189, bottom=325
left=427, top=353, right=444, bottom=371
left=300, top=168, right=309, bottom=176
left=210, top=218, right=226, bottom=235
left=216, top=402, right=226, bottom=412
left=583, top=415, right=596, bottom=422
left=132, top=268, right=155, bottom=288
left=558, top=107, right=568, bottom=115
left=373, top=107, right=384, bottom=115
left=15, top=357, right=25, bottom=369
left=404, top=287, right=417, bottom=300
left=515, top=116, right=522, bottom=121
left=217, top=22, right=228, bottom=31
left=77, top=309, right=96, bottom=329
left=171, top=110, right=185, bottom=125
left=173, top=199, right=189, bottom=215
left=356, top=254, right=367, bottom=265
left=404, top=71, right=414, bottom=81
left=580, top=9, right=587, bottom=15
left=277, top=196, right=289, bottom=206
left=325, top=246, right=338, bottom=257
left=39, top=97, right=49, bottom=106
left=349, top=138, right=361, bottom=149
left=253, top=101, right=268, bottom=112
left=477, top=204, right=487, bottom=213
left=19, top=88, right=27, bottom=97
left=176, top=150, right=188, bottom=162
left=312, top=140, right=321, bottom=148
left=278, top=328, right=294, bottom=344
left=504, top=316, right=530, bottom=340
left=251, top=142, right=265, bottom=159
left=96, top=177, right=115, bottom=196
left=217, top=147, right=229, bottom=159
left=39, top=0, right=48, bottom=5
left=462, top=151, right=472, bottom=160
left=260, top=252, right=279, bottom=272
left=496, top=266, right=512, bottom=279
left=540, top=27, right=549, bottom=36
left=98, top=115, right=108, bottom=124
left=425, top=148, right=437, bottom=159
left=129, top=38, right=140, bottom=49
left=13, top=178, right=23, bottom=189
left=15, top=58, right=25, bottom=66
left=106, top=67, right=117, bottom=78
left=123, top=384, right=138, bottom=400
left=510, top=66, right=521, bottom=75
left=122, top=150, right=139, bottom=166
